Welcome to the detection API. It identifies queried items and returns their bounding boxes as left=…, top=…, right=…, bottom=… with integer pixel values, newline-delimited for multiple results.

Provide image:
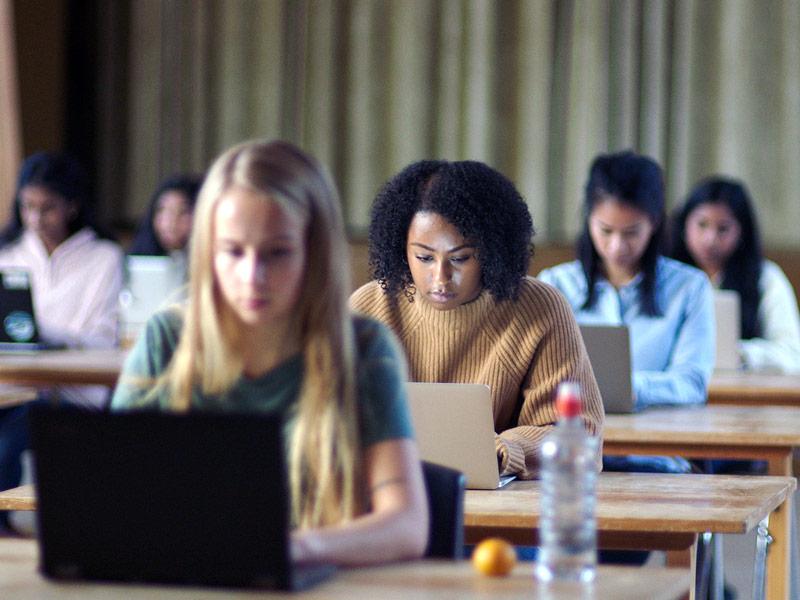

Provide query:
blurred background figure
left=120, top=174, right=202, bottom=345
left=128, top=174, right=203, bottom=268
left=671, top=177, right=800, bottom=374
left=0, top=151, right=123, bottom=532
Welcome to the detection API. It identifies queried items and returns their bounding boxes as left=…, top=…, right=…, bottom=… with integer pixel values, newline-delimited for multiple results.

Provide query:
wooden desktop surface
left=0, top=484, right=35, bottom=510
left=464, top=472, right=795, bottom=548
left=602, top=404, right=800, bottom=600
left=709, top=372, right=800, bottom=406
left=0, top=384, right=37, bottom=408
left=0, top=539, right=690, bottom=600
left=602, top=404, right=800, bottom=476
left=0, top=348, right=127, bottom=387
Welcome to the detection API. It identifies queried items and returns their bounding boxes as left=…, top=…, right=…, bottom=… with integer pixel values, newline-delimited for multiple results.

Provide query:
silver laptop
left=579, top=324, right=635, bottom=414
left=119, top=255, right=186, bottom=342
left=405, top=382, right=514, bottom=489
left=713, top=290, right=741, bottom=371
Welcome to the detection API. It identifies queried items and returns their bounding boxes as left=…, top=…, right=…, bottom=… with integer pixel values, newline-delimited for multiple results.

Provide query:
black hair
left=670, top=177, right=762, bottom=339
left=0, top=151, right=108, bottom=248
left=578, top=150, right=665, bottom=316
left=368, top=160, right=534, bottom=303
left=128, top=173, right=203, bottom=255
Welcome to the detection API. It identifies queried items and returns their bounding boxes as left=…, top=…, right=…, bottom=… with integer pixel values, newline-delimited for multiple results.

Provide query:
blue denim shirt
left=538, top=256, right=715, bottom=410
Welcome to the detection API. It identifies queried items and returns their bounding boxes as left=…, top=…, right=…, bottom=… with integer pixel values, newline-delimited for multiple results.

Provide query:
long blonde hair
left=158, top=140, right=360, bottom=528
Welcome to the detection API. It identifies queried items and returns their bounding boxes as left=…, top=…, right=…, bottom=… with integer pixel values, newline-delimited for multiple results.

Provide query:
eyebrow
left=594, top=219, right=647, bottom=231
left=409, top=242, right=475, bottom=253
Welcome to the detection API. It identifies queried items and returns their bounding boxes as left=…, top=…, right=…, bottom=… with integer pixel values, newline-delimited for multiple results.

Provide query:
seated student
left=539, top=150, right=715, bottom=412
left=111, top=140, right=428, bottom=566
left=349, top=159, right=603, bottom=480
left=128, top=173, right=203, bottom=280
left=0, top=151, right=123, bottom=530
left=538, top=150, right=715, bottom=567
left=671, top=177, right=800, bottom=373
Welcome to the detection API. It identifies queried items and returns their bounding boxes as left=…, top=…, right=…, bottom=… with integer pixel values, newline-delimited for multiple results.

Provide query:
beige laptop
left=119, top=255, right=186, bottom=343
left=405, top=382, right=514, bottom=489
left=579, top=324, right=635, bottom=414
left=713, top=290, right=741, bottom=371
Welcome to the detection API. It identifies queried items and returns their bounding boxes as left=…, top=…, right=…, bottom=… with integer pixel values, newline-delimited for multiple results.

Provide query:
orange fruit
left=471, top=537, right=517, bottom=576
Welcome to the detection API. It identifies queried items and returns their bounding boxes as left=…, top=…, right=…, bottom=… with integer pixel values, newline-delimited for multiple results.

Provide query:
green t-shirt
left=110, top=309, right=414, bottom=448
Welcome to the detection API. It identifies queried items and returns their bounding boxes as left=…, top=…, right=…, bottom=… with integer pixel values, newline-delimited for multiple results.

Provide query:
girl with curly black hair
left=350, top=160, right=603, bottom=480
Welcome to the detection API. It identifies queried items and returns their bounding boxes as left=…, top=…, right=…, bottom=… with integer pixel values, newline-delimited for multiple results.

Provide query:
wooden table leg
left=765, top=451, right=793, bottom=600
left=690, top=537, right=697, bottom=600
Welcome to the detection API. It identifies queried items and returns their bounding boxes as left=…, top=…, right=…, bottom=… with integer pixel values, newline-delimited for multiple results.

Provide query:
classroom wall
left=13, top=0, right=65, bottom=157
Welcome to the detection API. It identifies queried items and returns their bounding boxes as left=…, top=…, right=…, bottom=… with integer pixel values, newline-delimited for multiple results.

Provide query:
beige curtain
left=0, top=0, right=22, bottom=220
left=114, top=0, right=800, bottom=248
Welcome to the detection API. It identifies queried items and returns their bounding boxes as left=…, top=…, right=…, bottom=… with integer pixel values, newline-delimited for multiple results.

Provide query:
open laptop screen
left=29, top=406, right=334, bottom=590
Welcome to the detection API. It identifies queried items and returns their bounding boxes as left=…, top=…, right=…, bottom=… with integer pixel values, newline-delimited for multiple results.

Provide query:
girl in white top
left=0, top=152, right=123, bottom=529
left=0, top=152, right=123, bottom=357
left=671, top=177, right=800, bottom=373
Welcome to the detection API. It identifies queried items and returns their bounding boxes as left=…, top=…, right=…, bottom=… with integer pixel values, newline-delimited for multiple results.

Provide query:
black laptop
left=28, top=406, right=335, bottom=591
left=0, top=269, right=63, bottom=351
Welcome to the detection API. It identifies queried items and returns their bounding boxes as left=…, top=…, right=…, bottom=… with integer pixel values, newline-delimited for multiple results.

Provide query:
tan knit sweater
left=350, top=277, right=604, bottom=479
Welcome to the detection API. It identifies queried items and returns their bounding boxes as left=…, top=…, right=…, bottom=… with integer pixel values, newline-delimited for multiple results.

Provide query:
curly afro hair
left=368, top=160, right=534, bottom=303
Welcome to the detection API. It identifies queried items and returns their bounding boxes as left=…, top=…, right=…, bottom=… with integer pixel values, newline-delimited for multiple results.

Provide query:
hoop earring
left=403, top=283, right=417, bottom=303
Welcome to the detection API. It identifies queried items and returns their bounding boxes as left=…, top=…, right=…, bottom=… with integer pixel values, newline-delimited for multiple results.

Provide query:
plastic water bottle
left=536, top=381, right=598, bottom=583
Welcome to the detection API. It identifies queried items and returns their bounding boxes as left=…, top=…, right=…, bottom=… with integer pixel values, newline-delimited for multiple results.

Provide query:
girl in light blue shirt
left=539, top=151, right=715, bottom=410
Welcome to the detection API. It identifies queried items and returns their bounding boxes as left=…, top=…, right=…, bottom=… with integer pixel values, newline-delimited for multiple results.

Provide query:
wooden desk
left=0, top=348, right=127, bottom=387
left=465, top=472, right=795, bottom=549
left=3, top=473, right=781, bottom=597
left=0, top=484, right=34, bottom=510
left=0, top=384, right=37, bottom=408
left=0, top=539, right=690, bottom=600
left=709, top=372, right=800, bottom=406
left=603, top=405, right=800, bottom=600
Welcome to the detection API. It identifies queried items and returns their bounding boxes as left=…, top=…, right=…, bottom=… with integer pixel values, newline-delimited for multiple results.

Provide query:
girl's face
left=213, top=186, right=307, bottom=333
left=153, top=191, right=194, bottom=252
left=18, top=184, right=75, bottom=254
left=684, top=202, right=742, bottom=276
left=588, top=197, right=656, bottom=278
left=405, top=211, right=482, bottom=311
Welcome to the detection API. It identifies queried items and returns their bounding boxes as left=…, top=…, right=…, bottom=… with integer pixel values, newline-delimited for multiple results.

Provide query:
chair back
left=422, top=461, right=465, bottom=558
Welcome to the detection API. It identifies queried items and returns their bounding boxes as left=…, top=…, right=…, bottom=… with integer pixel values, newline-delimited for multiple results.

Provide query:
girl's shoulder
left=760, top=259, right=788, bottom=280
left=138, top=307, right=184, bottom=357
left=350, top=280, right=394, bottom=309
left=536, top=260, right=587, bottom=302
left=656, top=256, right=709, bottom=288
left=351, top=313, right=397, bottom=355
left=537, top=259, right=582, bottom=280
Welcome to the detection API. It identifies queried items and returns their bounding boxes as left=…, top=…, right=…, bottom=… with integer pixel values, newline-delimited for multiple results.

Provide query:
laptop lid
left=29, top=406, right=334, bottom=591
left=579, top=324, right=635, bottom=414
left=405, top=382, right=514, bottom=490
left=713, top=290, right=741, bottom=371
left=119, top=255, right=186, bottom=342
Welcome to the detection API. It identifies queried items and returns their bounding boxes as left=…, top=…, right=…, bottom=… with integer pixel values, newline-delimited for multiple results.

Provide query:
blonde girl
left=112, top=140, right=427, bottom=565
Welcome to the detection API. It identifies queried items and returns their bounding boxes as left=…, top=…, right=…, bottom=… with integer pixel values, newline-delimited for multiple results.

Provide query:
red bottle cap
left=555, top=382, right=582, bottom=418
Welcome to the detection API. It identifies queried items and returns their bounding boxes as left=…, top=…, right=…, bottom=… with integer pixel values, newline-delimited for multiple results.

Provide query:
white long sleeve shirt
left=0, top=228, right=124, bottom=406
left=739, top=260, right=800, bottom=373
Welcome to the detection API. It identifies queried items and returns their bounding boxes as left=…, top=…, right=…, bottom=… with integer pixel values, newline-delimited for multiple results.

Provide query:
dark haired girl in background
left=350, top=159, right=603, bottom=480
left=539, top=150, right=715, bottom=410
left=129, top=174, right=202, bottom=272
left=671, top=177, right=800, bottom=373
left=0, top=151, right=123, bottom=531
